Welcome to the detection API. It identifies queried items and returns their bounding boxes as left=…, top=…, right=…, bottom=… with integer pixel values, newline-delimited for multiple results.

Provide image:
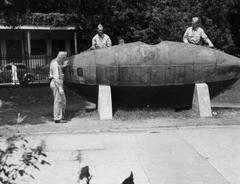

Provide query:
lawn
left=0, top=79, right=240, bottom=125
left=0, top=85, right=87, bottom=125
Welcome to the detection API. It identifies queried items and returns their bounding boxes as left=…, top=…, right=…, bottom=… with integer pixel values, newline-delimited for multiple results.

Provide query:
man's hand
left=63, top=60, right=69, bottom=67
left=59, top=87, right=65, bottom=95
left=89, top=46, right=95, bottom=50
left=209, top=43, right=214, bottom=48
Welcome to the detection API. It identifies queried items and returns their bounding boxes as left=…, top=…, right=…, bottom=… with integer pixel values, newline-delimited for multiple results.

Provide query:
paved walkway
left=1, top=113, right=240, bottom=136
left=5, top=125, right=240, bottom=184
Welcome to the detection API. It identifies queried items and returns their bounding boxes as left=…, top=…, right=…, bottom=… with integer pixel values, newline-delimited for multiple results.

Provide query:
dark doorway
left=6, top=40, right=22, bottom=63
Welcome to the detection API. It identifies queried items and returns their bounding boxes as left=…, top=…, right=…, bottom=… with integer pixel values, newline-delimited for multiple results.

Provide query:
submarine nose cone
left=216, top=50, right=240, bottom=79
left=218, top=50, right=240, bottom=66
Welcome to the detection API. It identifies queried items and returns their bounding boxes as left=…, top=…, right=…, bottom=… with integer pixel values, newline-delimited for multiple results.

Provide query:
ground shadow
left=66, top=79, right=239, bottom=116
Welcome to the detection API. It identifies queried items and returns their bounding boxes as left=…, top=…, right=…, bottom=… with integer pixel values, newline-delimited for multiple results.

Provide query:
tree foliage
left=0, top=0, right=239, bottom=54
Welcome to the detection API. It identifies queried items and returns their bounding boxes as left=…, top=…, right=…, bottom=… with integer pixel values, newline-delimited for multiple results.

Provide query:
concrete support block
left=192, top=83, right=212, bottom=117
left=98, top=85, right=113, bottom=120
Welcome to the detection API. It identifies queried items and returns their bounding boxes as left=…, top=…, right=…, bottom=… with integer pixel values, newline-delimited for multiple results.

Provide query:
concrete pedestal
left=192, top=83, right=212, bottom=117
left=98, top=85, right=113, bottom=120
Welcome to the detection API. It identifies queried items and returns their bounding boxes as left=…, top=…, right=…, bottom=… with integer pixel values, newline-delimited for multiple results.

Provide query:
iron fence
left=0, top=55, right=53, bottom=84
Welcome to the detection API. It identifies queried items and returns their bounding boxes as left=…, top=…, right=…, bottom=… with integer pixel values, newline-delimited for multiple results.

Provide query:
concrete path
left=8, top=126, right=240, bottom=184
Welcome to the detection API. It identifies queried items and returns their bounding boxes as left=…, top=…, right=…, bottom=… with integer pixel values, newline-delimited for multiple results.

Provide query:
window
left=6, top=40, right=22, bottom=57
left=31, top=40, right=46, bottom=55
left=77, top=68, right=83, bottom=77
left=6, top=40, right=22, bottom=63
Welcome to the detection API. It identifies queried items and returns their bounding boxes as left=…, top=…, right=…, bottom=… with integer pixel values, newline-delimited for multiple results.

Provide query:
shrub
left=0, top=132, right=50, bottom=184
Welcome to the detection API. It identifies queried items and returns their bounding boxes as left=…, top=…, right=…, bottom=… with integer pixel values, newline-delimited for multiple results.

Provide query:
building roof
left=0, top=25, right=77, bottom=30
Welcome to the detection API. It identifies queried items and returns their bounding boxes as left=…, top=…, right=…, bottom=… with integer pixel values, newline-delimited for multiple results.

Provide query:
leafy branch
left=0, top=132, right=50, bottom=184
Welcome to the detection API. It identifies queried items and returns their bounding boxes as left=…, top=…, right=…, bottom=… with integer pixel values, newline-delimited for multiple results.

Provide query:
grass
left=114, top=107, right=197, bottom=121
left=212, top=79, right=240, bottom=103
left=1, top=81, right=240, bottom=125
left=0, top=85, right=86, bottom=125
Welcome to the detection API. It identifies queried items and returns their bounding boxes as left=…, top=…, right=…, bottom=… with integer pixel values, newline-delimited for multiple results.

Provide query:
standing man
left=183, top=17, right=214, bottom=48
left=11, top=62, right=19, bottom=85
left=91, top=24, right=112, bottom=50
left=49, top=51, right=68, bottom=123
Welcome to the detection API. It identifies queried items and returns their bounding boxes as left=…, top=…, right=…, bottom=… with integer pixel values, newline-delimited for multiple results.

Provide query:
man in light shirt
left=49, top=51, right=68, bottom=123
left=91, top=24, right=112, bottom=49
left=183, top=17, right=214, bottom=48
left=11, top=63, right=19, bottom=85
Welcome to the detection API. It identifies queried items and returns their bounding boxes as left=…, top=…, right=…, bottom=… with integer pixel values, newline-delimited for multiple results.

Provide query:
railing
left=0, top=55, right=53, bottom=84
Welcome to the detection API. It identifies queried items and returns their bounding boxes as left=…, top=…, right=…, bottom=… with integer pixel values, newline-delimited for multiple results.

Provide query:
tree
left=199, top=0, right=235, bottom=52
left=0, top=0, right=238, bottom=54
left=226, top=0, right=240, bottom=55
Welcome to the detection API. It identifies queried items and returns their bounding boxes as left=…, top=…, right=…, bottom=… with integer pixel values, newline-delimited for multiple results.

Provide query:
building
left=0, top=25, right=79, bottom=67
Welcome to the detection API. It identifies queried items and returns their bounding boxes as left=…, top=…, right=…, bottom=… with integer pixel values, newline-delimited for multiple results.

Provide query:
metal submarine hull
left=64, top=41, right=240, bottom=107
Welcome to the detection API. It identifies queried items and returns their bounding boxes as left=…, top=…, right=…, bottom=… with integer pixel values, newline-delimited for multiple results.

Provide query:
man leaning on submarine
left=49, top=51, right=69, bottom=123
left=183, top=17, right=214, bottom=48
left=90, top=24, right=112, bottom=50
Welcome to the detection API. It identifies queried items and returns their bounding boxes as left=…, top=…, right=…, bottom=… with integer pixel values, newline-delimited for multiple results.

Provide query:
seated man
left=91, top=24, right=112, bottom=49
left=183, top=17, right=214, bottom=48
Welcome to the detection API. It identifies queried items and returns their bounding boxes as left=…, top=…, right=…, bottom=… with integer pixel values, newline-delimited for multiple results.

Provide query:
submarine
left=64, top=41, right=240, bottom=107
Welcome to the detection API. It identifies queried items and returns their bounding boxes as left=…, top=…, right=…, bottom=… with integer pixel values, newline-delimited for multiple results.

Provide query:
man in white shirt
left=91, top=24, right=112, bottom=49
left=183, top=17, right=214, bottom=47
left=11, top=63, right=19, bottom=85
left=49, top=51, right=68, bottom=123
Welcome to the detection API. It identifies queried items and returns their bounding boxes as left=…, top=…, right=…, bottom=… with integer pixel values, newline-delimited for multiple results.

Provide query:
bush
left=0, top=131, right=50, bottom=184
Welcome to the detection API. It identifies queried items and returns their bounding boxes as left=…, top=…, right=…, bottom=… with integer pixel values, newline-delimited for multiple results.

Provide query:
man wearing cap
left=117, top=36, right=125, bottom=45
left=49, top=51, right=69, bottom=123
left=183, top=17, right=214, bottom=47
left=91, top=24, right=112, bottom=50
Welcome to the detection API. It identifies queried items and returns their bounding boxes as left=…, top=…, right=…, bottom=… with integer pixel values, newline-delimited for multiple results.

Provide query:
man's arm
left=49, top=62, right=54, bottom=80
left=62, top=60, right=69, bottom=68
left=200, top=29, right=214, bottom=47
left=183, top=28, right=189, bottom=43
left=91, top=36, right=97, bottom=50
left=106, top=36, right=112, bottom=47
